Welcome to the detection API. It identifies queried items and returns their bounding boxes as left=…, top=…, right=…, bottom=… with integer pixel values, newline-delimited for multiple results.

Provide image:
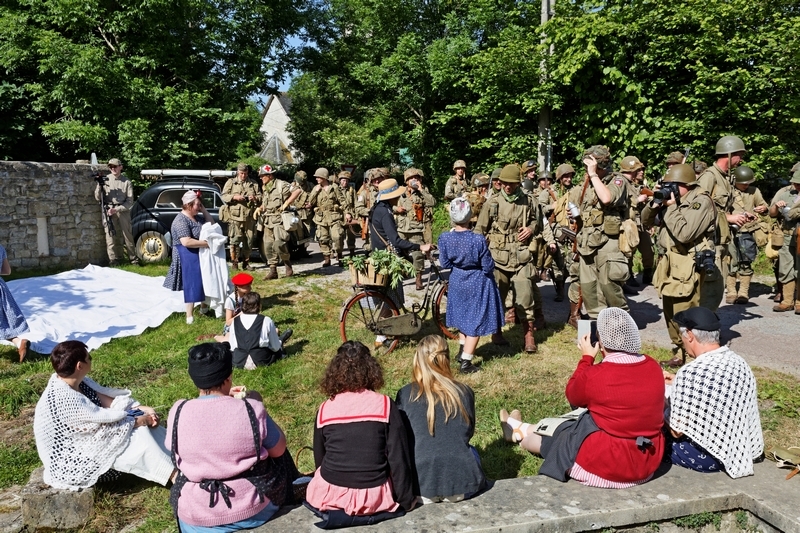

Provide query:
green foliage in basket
left=369, top=249, right=415, bottom=289
left=340, top=254, right=368, bottom=272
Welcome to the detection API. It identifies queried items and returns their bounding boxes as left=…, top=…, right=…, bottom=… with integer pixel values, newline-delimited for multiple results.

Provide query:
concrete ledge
left=259, top=461, right=798, bottom=532
left=20, top=468, right=93, bottom=531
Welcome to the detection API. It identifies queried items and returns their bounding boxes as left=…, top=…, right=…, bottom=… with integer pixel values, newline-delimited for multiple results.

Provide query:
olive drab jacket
left=474, top=191, right=555, bottom=271
left=222, top=178, right=260, bottom=222
left=444, top=175, right=470, bottom=201
left=697, top=163, right=734, bottom=245
left=732, top=186, right=768, bottom=234
left=257, top=179, right=291, bottom=228
left=770, top=185, right=800, bottom=236
left=575, top=173, right=630, bottom=257
left=308, top=183, right=347, bottom=225
left=397, top=186, right=436, bottom=234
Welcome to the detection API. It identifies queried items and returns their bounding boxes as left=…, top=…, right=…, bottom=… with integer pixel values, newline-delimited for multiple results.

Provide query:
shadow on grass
left=261, top=290, right=299, bottom=309
left=480, top=436, right=531, bottom=480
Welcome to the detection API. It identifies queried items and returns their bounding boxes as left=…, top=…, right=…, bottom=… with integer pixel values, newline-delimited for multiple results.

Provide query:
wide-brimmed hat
left=377, top=179, right=406, bottom=201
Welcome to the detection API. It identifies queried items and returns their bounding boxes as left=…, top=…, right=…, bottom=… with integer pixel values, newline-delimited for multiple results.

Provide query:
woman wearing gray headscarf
left=499, top=308, right=665, bottom=488
left=437, top=198, right=504, bottom=373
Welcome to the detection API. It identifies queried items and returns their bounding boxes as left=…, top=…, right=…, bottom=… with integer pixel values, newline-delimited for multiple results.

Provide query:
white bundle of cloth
left=199, top=222, right=231, bottom=318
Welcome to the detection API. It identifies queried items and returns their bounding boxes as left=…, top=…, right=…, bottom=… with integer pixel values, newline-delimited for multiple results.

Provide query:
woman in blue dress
left=163, top=191, right=210, bottom=324
left=1, top=244, right=30, bottom=362
left=437, top=198, right=504, bottom=373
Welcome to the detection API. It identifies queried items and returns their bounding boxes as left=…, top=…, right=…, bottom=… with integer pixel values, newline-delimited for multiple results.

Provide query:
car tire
left=136, top=230, right=170, bottom=263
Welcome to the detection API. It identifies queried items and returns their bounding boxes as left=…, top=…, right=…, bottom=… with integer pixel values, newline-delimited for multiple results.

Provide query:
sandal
left=500, top=409, right=526, bottom=443
left=766, top=446, right=800, bottom=479
left=18, top=339, right=30, bottom=363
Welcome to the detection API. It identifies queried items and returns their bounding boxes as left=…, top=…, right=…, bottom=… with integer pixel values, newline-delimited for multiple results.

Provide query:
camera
left=652, top=181, right=680, bottom=207
left=694, top=249, right=716, bottom=275
left=91, top=171, right=108, bottom=186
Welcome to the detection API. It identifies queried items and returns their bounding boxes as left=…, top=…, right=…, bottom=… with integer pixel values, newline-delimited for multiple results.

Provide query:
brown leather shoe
left=284, top=262, right=294, bottom=277
left=523, top=321, right=537, bottom=353
left=264, top=266, right=278, bottom=280
left=491, top=331, right=510, bottom=346
left=568, top=302, right=580, bottom=329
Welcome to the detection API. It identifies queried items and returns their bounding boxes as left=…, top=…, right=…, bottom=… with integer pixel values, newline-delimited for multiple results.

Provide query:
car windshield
left=154, top=189, right=220, bottom=209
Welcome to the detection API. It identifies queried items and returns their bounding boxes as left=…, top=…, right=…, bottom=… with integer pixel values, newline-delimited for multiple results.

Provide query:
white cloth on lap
left=113, top=425, right=173, bottom=486
left=199, top=223, right=231, bottom=317
left=668, top=346, right=763, bottom=478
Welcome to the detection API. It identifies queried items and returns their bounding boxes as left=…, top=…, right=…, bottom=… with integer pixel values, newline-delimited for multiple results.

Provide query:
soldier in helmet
left=549, top=164, right=578, bottom=304
left=444, top=160, right=470, bottom=200
left=466, top=173, right=490, bottom=226
left=619, top=155, right=655, bottom=289
left=575, top=146, right=632, bottom=318
left=642, top=164, right=717, bottom=367
left=255, top=164, right=292, bottom=279
left=488, top=168, right=503, bottom=199
left=221, top=163, right=261, bottom=270
left=534, top=172, right=558, bottom=283
left=696, top=135, right=749, bottom=311
left=397, top=168, right=436, bottom=290
left=355, top=168, right=389, bottom=252
left=474, top=164, right=556, bottom=353
left=726, top=166, right=768, bottom=304
left=338, top=171, right=359, bottom=257
left=768, top=169, right=800, bottom=313
left=665, top=151, right=685, bottom=170
left=522, top=159, right=537, bottom=181
left=281, top=170, right=313, bottom=245
left=308, top=167, right=348, bottom=267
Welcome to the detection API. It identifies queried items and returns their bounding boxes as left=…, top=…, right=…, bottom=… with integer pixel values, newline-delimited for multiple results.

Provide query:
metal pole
left=537, top=0, right=554, bottom=173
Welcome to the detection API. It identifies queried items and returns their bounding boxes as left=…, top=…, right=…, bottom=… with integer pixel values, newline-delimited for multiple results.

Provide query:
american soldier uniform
left=444, top=160, right=470, bottom=201
left=396, top=168, right=436, bottom=290
left=466, top=173, right=490, bottom=227
left=308, top=167, right=347, bottom=267
left=619, top=155, right=655, bottom=289
left=769, top=170, right=800, bottom=313
left=94, top=158, right=137, bottom=266
left=255, top=164, right=292, bottom=279
left=726, top=166, right=768, bottom=304
left=338, top=171, right=359, bottom=256
left=221, top=163, right=260, bottom=270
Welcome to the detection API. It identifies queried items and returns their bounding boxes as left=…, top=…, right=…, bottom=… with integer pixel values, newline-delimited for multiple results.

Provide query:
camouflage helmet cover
left=715, top=135, right=746, bottom=155
left=294, top=170, right=307, bottom=183
left=498, top=164, right=522, bottom=184
left=662, top=163, right=697, bottom=186
left=471, top=173, right=490, bottom=187
left=665, top=151, right=684, bottom=165
left=403, top=167, right=424, bottom=182
left=693, top=160, right=708, bottom=174
left=555, top=163, right=575, bottom=179
left=582, top=145, right=612, bottom=171
left=620, top=155, right=644, bottom=173
left=338, top=170, right=352, bottom=180
left=733, top=166, right=755, bottom=185
left=453, top=159, right=467, bottom=170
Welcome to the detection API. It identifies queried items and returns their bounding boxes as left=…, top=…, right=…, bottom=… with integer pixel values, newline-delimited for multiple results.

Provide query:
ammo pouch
left=219, top=204, right=231, bottom=223
left=517, top=246, right=532, bottom=265
left=618, top=219, right=640, bottom=257
left=603, top=215, right=621, bottom=236
left=771, top=226, right=785, bottom=248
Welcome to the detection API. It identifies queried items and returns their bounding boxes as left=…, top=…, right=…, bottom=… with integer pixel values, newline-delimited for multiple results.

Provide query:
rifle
left=93, top=172, right=116, bottom=237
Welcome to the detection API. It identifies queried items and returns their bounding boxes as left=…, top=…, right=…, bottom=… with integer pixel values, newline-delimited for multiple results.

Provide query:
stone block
left=21, top=468, right=93, bottom=530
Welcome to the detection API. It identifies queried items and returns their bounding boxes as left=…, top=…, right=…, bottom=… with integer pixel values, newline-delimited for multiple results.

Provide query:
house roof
left=261, top=93, right=292, bottom=119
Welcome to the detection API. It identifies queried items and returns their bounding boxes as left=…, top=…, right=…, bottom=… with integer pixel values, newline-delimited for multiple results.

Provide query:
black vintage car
left=131, top=170, right=234, bottom=263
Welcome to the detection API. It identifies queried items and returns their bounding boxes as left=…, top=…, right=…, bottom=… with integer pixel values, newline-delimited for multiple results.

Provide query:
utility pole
left=537, top=0, right=554, bottom=173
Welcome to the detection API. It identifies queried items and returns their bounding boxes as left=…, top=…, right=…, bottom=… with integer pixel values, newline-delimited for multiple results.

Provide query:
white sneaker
left=186, top=316, right=194, bottom=325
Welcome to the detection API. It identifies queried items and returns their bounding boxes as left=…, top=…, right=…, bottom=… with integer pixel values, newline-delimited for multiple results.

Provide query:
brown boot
left=322, top=255, right=331, bottom=267
left=415, top=272, right=423, bottom=291
left=492, top=330, right=510, bottom=346
left=774, top=281, right=783, bottom=303
left=504, top=308, right=516, bottom=325
left=264, top=266, right=278, bottom=280
left=773, top=280, right=796, bottom=312
left=533, top=308, right=546, bottom=331
left=568, top=301, right=581, bottom=329
left=735, top=275, right=751, bottom=304
left=523, top=320, right=537, bottom=353
left=284, top=262, right=293, bottom=277
left=725, top=275, right=737, bottom=304
left=230, top=246, right=239, bottom=270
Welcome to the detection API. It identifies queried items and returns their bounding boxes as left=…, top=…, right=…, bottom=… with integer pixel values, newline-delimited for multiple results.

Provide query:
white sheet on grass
left=3, top=264, right=186, bottom=354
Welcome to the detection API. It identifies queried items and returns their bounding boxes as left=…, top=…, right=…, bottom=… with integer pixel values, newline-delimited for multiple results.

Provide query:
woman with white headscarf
left=499, top=308, right=665, bottom=488
left=163, top=190, right=211, bottom=324
left=437, top=198, right=504, bottom=374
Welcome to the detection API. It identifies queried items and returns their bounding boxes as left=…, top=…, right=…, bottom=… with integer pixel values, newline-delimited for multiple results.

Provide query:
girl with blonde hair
left=395, top=335, right=486, bottom=504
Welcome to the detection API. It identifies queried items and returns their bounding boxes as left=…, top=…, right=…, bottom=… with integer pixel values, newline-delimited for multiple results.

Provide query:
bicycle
left=339, top=255, right=458, bottom=355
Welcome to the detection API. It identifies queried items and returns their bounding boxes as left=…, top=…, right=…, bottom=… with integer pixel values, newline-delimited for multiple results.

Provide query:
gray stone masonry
left=257, top=461, right=799, bottom=532
left=0, top=161, right=108, bottom=270
left=20, top=467, right=93, bottom=531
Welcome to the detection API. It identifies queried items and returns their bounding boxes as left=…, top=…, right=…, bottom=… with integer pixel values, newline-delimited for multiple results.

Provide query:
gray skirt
left=538, top=411, right=600, bottom=482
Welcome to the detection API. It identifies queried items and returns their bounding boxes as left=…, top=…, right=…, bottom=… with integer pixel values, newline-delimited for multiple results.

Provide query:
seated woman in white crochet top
left=33, top=340, right=175, bottom=490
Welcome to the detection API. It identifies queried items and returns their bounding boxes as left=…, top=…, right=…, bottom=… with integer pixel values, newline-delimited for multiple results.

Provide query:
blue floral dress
left=437, top=230, right=504, bottom=337
left=0, top=245, right=29, bottom=339
left=163, top=213, right=205, bottom=303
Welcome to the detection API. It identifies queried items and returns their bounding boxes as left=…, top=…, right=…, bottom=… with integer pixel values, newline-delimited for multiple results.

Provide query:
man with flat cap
left=222, top=163, right=260, bottom=270
left=95, top=157, right=137, bottom=266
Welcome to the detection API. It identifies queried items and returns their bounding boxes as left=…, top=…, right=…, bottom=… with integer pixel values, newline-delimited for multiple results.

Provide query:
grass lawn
left=1, top=262, right=799, bottom=532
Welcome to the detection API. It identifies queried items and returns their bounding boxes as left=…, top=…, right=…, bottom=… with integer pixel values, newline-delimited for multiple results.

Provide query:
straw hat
left=377, top=179, right=406, bottom=201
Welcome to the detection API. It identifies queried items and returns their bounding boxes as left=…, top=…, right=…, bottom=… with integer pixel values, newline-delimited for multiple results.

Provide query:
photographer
left=94, top=158, right=137, bottom=266
left=642, top=164, right=718, bottom=367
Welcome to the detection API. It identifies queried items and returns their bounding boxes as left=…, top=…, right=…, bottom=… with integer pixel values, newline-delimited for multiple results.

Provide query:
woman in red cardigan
left=500, top=307, right=665, bottom=488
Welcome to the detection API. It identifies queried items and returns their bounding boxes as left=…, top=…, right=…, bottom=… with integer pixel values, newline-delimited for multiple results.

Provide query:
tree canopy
left=288, top=0, right=800, bottom=192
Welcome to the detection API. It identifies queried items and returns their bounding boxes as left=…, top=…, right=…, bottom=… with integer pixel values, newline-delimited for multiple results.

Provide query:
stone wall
left=0, top=161, right=109, bottom=270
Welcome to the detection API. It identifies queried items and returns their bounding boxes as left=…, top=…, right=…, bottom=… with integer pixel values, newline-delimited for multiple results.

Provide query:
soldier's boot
left=568, top=302, right=581, bottom=329
left=554, top=278, right=565, bottom=302
left=773, top=280, right=796, bottom=312
left=264, top=266, right=278, bottom=280
left=230, top=246, right=239, bottom=270
left=774, top=281, right=783, bottom=303
left=641, top=268, right=653, bottom=286
left=523, top=320, right=537, bottom=353
left=533, top=308, right=546, bottom=331
left=322, top=255, right=331, bottom=267
left=415, top=272, right=423, bottom=291
left=284, top=262, right=294, bottom=278
left=491, top=329, right=510, bottom=346
left=662, top=347, right=686, bottom=369
left=725, top=275, right=738, bottom=304
left=735, top=275, right=751, bottom=304
left=504, top=308, right=516, bottom=325
left=336, top=252, right=344, bottom=267
left=242, top=257, right=250, bottom=270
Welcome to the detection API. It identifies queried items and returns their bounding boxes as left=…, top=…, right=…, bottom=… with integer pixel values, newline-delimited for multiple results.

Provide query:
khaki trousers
left=104, top=211, right=135, bottom=262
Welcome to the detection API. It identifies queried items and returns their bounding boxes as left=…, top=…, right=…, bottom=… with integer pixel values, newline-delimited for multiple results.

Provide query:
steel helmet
left=521, top=178, right=534, bottom=192
left=403, top=168, right=423, bottom=182
left=523, top=159, right=537, bottom=173
left=314, top=167, right=329, bottom=179
left=338, top=170, right=352, bottom=180
left=498, top=164, right=522, bottom=184
left=472, top=173, right=489, bottom=187
left=555, top=163, right=575, bottom=179
left=453, top=159, right=467, bottom=170
left=791, top=169, right=800, bottom=185
left=662, top=163, right=697, bottom=186
left=583, top=145, right=612, bottom=171
left=733, top=166, right=755, bottom=185
left=620, top=156, right=644, bottom=173
left=665, top=151, right=684, bottom=165
left=294, top=170, right=307, bottom=183
left=490, top=168, right=502, bottom=181
left=715, top=135, right=746, bottom=155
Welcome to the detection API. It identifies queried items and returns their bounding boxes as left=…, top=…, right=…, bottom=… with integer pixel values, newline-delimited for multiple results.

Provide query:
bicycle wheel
left=433, top=284, right=459, bottom=340
left=340, top=290, right=401, bottom=356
